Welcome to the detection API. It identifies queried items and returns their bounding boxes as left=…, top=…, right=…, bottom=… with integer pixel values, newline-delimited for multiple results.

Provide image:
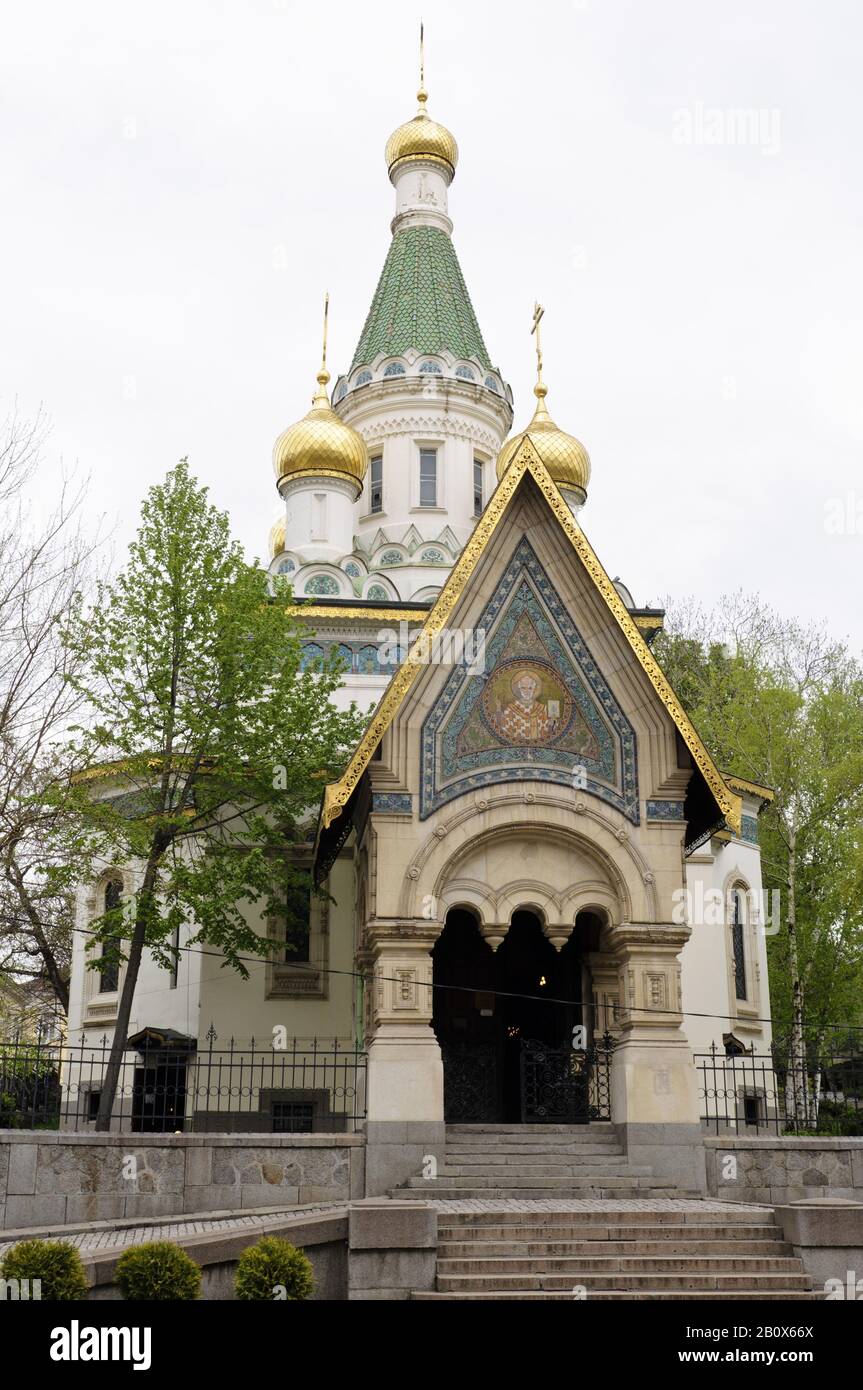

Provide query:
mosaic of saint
left=454, top=613, right=599, bottom=761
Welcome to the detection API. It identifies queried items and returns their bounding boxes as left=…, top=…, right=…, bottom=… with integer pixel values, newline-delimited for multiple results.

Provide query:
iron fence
left=0, top=1030, right=366, bottom=1134
left=696, top=1039, right=863, bottom=1136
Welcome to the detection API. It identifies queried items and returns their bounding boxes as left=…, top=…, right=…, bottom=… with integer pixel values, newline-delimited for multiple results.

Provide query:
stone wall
left=705, top=1136, right=863, bottom=1205
left=0, top=1132, right=365, bottom=1229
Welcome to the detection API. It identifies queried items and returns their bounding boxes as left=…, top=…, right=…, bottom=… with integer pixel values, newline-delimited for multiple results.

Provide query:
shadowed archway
left=432, top=907, right=601, bottom=1122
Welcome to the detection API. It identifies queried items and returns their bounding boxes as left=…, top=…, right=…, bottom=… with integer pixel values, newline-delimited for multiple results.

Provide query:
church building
left=67, top=54, right=774, bottom=1194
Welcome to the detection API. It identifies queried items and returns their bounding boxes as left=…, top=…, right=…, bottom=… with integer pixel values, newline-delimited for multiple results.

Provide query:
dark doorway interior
left=433, top=908, right=595, bottom=1122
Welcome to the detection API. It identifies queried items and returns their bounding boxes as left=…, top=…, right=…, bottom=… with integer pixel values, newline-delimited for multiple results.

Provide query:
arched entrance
left=432, top=907, right=602, bottom=1122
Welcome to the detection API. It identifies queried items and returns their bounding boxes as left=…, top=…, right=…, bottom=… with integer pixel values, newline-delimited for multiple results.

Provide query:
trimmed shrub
left=234, top=1235, right=314, bottom=1301
left=114, top=1241, right=201, bottom=1301
left=0, top=1239, right=89, bottom=1300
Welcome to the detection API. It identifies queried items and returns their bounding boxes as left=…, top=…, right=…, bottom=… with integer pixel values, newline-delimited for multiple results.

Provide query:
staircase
left=412, top=1207, right=818, bottom=1300
left=395, top=1123, right=695, bottom=1200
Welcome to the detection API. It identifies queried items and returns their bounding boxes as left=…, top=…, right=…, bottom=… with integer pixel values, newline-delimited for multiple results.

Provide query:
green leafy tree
left=655, top=593, right=863, bottom=1121
left=59, top=461, right=364, bottom=1129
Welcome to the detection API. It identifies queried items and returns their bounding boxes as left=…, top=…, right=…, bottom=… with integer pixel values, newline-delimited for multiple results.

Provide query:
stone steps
left=435, top=1271, right=813, bottom=1293
left=432, top=1164, right=656, bottom=1179
left=394, top=1122, right=683, bottom=1201
left=410, top=1195, right=819, bottom=1301
left=438, top=1238, right=795, bottom=1258
left=438, top=1209, right=778, bottom=1228
left=444, top=1145, right=623, bottom=1158
left=437, top=1255, right=805, bottom=1275
left=445, top=1123, right=616, bottom=1134
left=400, top=1186, right=690, bottom=1200
left=413, top=1289, right=820, bottom=1302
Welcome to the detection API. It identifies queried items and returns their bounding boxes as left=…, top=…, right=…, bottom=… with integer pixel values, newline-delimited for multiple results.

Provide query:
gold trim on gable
left=319, top=440, right=742, bottom=836
left=724, top=774, right=775, bottom=804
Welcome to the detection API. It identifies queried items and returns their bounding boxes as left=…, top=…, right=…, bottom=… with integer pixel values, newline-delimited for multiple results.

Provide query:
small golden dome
left=496, top=382, right=591, bottom=497
left=273, top=366, right=368, bottom=494
left=269, top=513, right=285, bottom=558
left=385, top=86, right=458, bottom=181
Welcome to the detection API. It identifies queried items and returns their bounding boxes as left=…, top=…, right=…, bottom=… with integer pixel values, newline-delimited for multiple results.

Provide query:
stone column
left=363, top=920, right=446, bottom=1197
left=607, top=922, right=706, bottom=1193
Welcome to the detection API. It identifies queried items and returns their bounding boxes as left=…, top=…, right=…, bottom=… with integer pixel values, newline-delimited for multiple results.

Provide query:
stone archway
left=432, top=904, right=601, bottom=1122
left=364, top=802, right=698, bottom=1144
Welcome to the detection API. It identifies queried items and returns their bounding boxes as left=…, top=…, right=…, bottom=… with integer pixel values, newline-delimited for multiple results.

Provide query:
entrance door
left=432, top=908, right=589, bottom=1122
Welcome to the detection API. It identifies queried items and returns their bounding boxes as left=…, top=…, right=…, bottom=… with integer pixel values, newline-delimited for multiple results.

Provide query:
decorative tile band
left=372, top=793, right=413, bottom=815
left=646, top=800, right=686, bottom=821
left=740, top=814, right=759, bottom=844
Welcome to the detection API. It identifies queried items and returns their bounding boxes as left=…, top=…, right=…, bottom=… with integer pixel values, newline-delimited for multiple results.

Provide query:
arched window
left=730, top=887, right=748, bottom=1001
left=380, top=550, right=403, bottom=566
left=484, top=375, right=500, bottom=393
left=304, top=574, right=340, bottom=596
left=366, top=584, right=390, bottom=600
left=299, top=642, right=324, bottom=671
left=383, top=362, right=406, bottom=377
left=455, top=365, right=476, bottom=380
left=100, top=880, right=122, bottom=993
left=355, top=370, right=373, bottom=387
left=357, top=644, right=384, bottom=674
left=343, top=561, right=361, bottom=579
left=419, top=361, right=442, bottom=375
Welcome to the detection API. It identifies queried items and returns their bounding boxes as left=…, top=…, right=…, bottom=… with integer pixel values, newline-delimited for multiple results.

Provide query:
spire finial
left=313, top=291, right=331, bottom=402
left=417, top=20, right=428, bottom=110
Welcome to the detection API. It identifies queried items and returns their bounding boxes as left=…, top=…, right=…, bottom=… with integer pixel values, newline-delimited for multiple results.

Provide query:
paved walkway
left=0, top=1202, right=344, bottom=1256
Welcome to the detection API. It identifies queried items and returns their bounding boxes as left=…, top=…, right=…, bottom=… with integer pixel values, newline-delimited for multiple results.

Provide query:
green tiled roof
left=351, top=226, right=493, bottom=372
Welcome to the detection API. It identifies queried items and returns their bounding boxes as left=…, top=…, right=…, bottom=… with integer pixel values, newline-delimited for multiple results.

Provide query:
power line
left=56, top=917, right=863, bottom=1038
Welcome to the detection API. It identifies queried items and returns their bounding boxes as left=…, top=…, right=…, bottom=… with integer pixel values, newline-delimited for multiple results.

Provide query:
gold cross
left=531, top=301, right=545, bottom=382
left=321, top=290, right=329, bottom=370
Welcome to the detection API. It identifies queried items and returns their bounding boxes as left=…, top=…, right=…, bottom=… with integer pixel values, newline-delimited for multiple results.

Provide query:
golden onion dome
left=496, top=380, right=591, bottom=497
left=273, top=364, right=368, bottom=494
left=385, top=85, right=458, bottom=182
left=269, top=512, right=285, bottom=558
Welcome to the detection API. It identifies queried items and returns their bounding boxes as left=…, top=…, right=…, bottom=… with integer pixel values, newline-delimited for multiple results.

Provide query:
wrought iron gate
left=520, top=1033, right=614, bottom=1123
left=441, top=1042, right=499, bottom=1122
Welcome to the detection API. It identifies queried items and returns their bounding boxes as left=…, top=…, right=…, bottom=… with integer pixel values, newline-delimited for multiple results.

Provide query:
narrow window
left=311, top=493, right=327, bottom=541
left=284, top=877, right=312, bottom=964
left=473, top=457, right=484, bottom=516
left=731, top=889, right=747, bottom=1001
left=419, top=448, right=437, bottom=507
left=100, top=880, right=121, bottom=993
left=370, top=456, right=383, bottom=514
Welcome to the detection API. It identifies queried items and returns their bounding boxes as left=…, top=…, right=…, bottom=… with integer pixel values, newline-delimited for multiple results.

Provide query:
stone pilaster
left=607, top=922, right=699, bottom=1126
left=364, top=920, right=443, bottom=1123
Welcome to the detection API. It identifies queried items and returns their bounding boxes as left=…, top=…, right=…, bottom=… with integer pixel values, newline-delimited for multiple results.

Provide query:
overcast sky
left=2, top=0, right=861, bottom=647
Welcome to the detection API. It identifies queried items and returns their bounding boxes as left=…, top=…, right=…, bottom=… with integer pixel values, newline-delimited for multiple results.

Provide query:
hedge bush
left=0, top=1239, right=89, bottom=1300
left=234, top=1236, right=314, bottom=1301
left=114, top=1241, right=202, bottom=1301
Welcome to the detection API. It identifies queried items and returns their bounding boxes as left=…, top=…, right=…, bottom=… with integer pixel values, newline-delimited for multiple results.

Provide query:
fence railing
left=696, top=1040, right=863, bottom=1136
left=0, top=1032, right=367, bottom=1135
